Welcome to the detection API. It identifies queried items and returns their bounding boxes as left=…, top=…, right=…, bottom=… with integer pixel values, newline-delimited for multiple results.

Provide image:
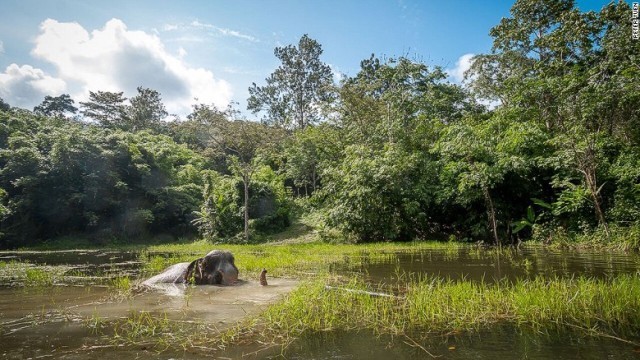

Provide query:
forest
left=0, top=0, right=638, bottom=249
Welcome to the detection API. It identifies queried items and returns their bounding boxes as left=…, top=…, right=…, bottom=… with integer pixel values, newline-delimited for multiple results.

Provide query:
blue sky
left=0, top=0, right=615, bottom=117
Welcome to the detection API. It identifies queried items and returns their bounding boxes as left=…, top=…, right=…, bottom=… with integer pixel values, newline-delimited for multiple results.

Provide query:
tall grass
left=257, top=275, right=640, bottom=342
left=540, top=225, right=640, bottom=251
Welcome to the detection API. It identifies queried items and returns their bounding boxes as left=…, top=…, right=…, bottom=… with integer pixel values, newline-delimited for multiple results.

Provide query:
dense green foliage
left=0, top=0, right=638, bottom=248
left=0, top=111, right=207, bottom=247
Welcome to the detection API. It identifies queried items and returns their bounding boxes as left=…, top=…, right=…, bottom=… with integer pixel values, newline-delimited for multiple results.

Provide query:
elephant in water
left=143, top=250, right=239, bottom=287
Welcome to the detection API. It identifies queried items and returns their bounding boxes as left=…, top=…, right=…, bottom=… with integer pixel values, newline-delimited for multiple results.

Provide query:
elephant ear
left=184, top=258, right=204, bottom=284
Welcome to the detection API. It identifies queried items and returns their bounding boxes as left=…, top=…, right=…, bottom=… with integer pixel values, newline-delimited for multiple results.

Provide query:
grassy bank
left=549, top=226, right=640, bottom=252
left=253, top=274, right=640, bottom=346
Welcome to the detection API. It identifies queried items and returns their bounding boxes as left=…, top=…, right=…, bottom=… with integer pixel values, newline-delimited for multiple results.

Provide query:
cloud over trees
left=0, top=18, right=232, bottom=115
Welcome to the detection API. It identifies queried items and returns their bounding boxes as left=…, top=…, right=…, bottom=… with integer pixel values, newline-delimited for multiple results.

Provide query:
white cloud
left=161, top=21, right=258, bottom=43
left=163, top=23, right=179, bottom=31
left=190, top=20, right=258, bottom=42
left=446, top=53, right=475, bottom=83
left=0, top=18, right=232, bottom=115
left=0, top=64, right=66, bottom=109
left=445, top=53, right=501, bottom=109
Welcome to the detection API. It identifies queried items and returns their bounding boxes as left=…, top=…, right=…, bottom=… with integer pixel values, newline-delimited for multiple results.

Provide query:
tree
left=0, top=109, right=207, bottom=247
left=191, top=104, right=285, bottom=241
left=127, top=87, right=168, bottom=132
left=322, top=144, right=428, bottom=242
left=0, top=97, right=10, bottom=112
left=193, top=172, right=243, bottom=239
left=248, top=34, right=334, bottom=129
left=339, top=55, right=474, bottom=147
left=80, top=91, right=128, bottom=128
left=467, top=0, right=640, bottom=238
left=316, top=56, right=480, bottom=242
left=33, top=94, right=78, bottom=118
left=435, top=113, right=549, bottom=245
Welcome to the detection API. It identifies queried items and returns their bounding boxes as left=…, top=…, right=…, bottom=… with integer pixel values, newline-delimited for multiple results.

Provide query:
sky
left=0, top=0, right=615, bottom=118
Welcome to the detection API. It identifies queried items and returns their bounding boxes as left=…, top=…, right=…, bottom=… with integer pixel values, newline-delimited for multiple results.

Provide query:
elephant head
left=184, top=250, right=239, bottom=285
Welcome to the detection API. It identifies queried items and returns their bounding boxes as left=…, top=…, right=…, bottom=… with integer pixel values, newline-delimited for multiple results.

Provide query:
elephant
left=142, top=250, right=239, bottom=287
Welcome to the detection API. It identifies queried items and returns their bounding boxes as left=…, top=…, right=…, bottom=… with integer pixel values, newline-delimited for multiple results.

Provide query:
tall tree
left=80, top=91, right=128, bottom=128
left=191, top=104, right=284, bottom=241
left=127, top=87, right=168, bottom=132
left=248, top=34, right=334, bottom=129
left=33, top=94, right=78, bottom=118
left=339, top=55, right=474, bottom=147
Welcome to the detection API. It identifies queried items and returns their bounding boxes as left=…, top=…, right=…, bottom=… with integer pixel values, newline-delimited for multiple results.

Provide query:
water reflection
left=236, top=328, right=640, bottom=360
left=344, top=246, right=640, bottom=284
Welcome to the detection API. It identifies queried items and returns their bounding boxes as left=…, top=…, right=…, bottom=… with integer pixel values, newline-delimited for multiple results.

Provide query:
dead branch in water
left=323, top=285, right=401, bottom=299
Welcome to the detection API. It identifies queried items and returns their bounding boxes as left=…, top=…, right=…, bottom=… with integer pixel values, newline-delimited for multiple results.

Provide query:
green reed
left=257, top=274, right=640, bottom=342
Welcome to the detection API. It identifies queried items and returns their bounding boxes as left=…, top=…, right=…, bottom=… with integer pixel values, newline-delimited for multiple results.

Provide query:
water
left=256, top=329, right=640, bottom=360
left=348, top=246, right=640, bottom=284
left=0, top=249, right=298, bottom=359
left=1, top=246, right=639, bottom=359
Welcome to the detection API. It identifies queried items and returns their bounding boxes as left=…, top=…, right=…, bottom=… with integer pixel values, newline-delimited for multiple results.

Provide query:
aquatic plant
left=107, top=275, right=133, bottom=299
left=24, top=268, right=54, bottom=286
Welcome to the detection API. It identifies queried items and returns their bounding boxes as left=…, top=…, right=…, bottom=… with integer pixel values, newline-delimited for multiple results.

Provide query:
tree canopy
left=248, top=34, right=334, bottom=129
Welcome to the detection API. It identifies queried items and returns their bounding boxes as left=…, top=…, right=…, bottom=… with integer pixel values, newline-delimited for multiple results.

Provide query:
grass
left=24, top=268, right=54, bottom=286
left=87, top=310, right=229, bottom=353
left=253, top=274, right=640, bottom=345
left=0, top=260, right=67, bottom=286
left=142, top=240, right=464, bottom=279
left=534, top=224, right=640, bottom=252
left=107, top=275, right=134, bottom=298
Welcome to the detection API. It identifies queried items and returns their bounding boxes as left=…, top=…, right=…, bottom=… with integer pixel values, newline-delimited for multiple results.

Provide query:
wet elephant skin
left=143, top=250, right=239, bottom=286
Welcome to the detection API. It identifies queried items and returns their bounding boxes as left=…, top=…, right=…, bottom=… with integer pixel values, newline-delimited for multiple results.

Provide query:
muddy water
left=0, top=250, right=297, bottom=359
left=1, top=247, right=640, bottom=359
left=251, top=328, right=640, bottom=360
left=0, top=280, right=298, bottom=359
left=0, top=250, right=141, bottom=279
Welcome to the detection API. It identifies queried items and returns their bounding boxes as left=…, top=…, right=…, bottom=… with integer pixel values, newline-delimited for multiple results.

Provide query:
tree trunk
left=243, top=173, right=250, bottom=241
left=577, top=143, right=610, bottom=239
left=312, top=166, right=317, bottom=192
left=580, top=165, right=610, bottom=238
left=483, top=186, right=500, bottom=248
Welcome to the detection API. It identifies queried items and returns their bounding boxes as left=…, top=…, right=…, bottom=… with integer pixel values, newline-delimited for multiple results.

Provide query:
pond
left=350, top=246, right=640, bottom=284
left=1, top=246, right=639, bottom=359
